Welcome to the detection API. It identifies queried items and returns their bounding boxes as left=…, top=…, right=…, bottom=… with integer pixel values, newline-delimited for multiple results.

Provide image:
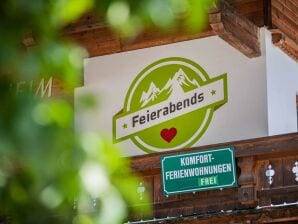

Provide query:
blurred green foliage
left=99, top=0, right=216, bottom=38
left=0, top=0, right=215, bottom=223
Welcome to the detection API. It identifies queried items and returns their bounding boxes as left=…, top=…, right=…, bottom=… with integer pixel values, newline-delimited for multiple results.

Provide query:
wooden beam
left=270, top=29, right=298, bottom=61
left=131, top=133, right=298, bottom=172
left=270, top=0, right=298, bottom=61
left=63, top=1, right=264, bottom=58
left=64, top=21, right=107, bottom=35
left=209, top=0, right=261, bottom=58
left=63, top=1, right=297, bottom=62
left=263, top=0, right=273, bottom=28
left=128, top=205, right=298, bottom=223
left=120, top=27, right=215, bottom=52
left=258, top=185, right=298, bottom=197
left=65, top=23, right=215, bottom=58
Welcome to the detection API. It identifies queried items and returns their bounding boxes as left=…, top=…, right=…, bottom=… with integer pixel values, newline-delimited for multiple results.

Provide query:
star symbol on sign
left=122, top=123, right=128, bottom=129
left=211, top=90, right=216, bottom=95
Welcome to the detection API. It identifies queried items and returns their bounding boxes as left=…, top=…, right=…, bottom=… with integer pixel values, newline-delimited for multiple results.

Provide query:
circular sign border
left=123, top=57, right=215, bottom=153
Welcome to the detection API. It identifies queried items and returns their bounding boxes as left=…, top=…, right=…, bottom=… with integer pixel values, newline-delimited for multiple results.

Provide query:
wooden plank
left=222, top=14, right=260, bottom=52
left=273, top=0, right=297, bottom=25
left=127, top=206, right=298, bottom=223
left=64, top=0, right=266, bottom=59
left=131, top=133, right=298, bottom=172
left=272, top=14, right=297, bottom=43
left=283, top=156, right=298, bottom=186
left=285, top=0, right=298, bottom=10
left=256, top=160, right=271, bottom=191
left=209, top=0, right=261, bottom=57
left=258, top=185, right=298, bottom=198
left=227, top=0, right=259, bottom=4
left=283, top=0, right=298, bottom=15
left=68, top=27, right=121, bottom=57
left=221, top=0, right=260, bottom=36
left=232, top=1, right=263, bottom=15
left=68, top=25, right=214, bottom=57
left=279, top=37, right=298, bottom=61
left=270, top=159, right=284, bottom=188
left=243, top=10, right=264, bottom=27
left=272, top=6, right=297, bottom=42
left=270, top=29, right=298, bottom=61
left=227, top=0, right=264, bottom=26
left=272, top=5, right=298, bottom=36
left=234, top=133, right=298, bottom=158
left=120, top=28, right=214, bottom=52
left=153, top=188, right=238, bottom=213
left=217, top=31, right=257, bottom=56
left=153, top=175, right=179, bottom=204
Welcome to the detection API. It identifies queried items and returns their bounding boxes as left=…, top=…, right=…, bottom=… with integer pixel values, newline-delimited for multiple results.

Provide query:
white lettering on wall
left=35, top=77, right=53, bottom=97
left=13, top=77, right=53, bottom=98
left=16, top=81, right=26, bottom=95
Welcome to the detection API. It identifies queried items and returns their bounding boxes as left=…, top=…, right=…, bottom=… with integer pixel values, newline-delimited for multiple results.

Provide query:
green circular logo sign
left=113, top=57, right=227, bottom=153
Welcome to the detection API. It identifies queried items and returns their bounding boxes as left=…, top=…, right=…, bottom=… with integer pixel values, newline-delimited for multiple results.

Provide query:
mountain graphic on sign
left=139, top=68, right=199, bottom=107
left=140, top=82, right=161, bottom=107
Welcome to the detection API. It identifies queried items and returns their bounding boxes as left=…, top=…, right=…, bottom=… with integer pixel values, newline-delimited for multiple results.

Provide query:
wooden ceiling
left=227, top=0, right=264, bottom=27
left=271, top=0, right=297, bottom=60
left=63, top=0, right=297, bottom=60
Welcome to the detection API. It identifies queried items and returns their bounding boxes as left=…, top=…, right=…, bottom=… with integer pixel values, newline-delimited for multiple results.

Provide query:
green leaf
left=53, top=0, right=94, bottom=26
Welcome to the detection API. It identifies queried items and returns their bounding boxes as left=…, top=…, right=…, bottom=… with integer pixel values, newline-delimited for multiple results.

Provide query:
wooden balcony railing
left=129, top=133, right=298, bottom=223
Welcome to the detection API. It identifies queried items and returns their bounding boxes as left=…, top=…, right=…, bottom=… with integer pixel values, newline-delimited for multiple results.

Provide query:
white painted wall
left=264, top=29, right=298, bottom=135
left=76, top=35, right=269, bottom=156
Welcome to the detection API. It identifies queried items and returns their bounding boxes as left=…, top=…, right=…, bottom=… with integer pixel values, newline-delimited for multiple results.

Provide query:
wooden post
left=263, top=0, right=273, bottom=28
left=237, top=156, right=256, bottom=207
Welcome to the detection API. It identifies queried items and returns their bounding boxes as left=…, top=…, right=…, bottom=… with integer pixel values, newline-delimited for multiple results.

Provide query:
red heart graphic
left=160, top=128, right=177, bottom=143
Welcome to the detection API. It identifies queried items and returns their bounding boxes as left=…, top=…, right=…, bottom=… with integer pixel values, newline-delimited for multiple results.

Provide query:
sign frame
left=112, top=57, right=228, bottom=153
left=160, top=146, right=237, bottom=196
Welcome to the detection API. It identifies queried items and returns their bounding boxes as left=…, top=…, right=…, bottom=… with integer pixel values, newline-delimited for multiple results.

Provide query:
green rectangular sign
left=160, top=147, right=237, bottom=196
